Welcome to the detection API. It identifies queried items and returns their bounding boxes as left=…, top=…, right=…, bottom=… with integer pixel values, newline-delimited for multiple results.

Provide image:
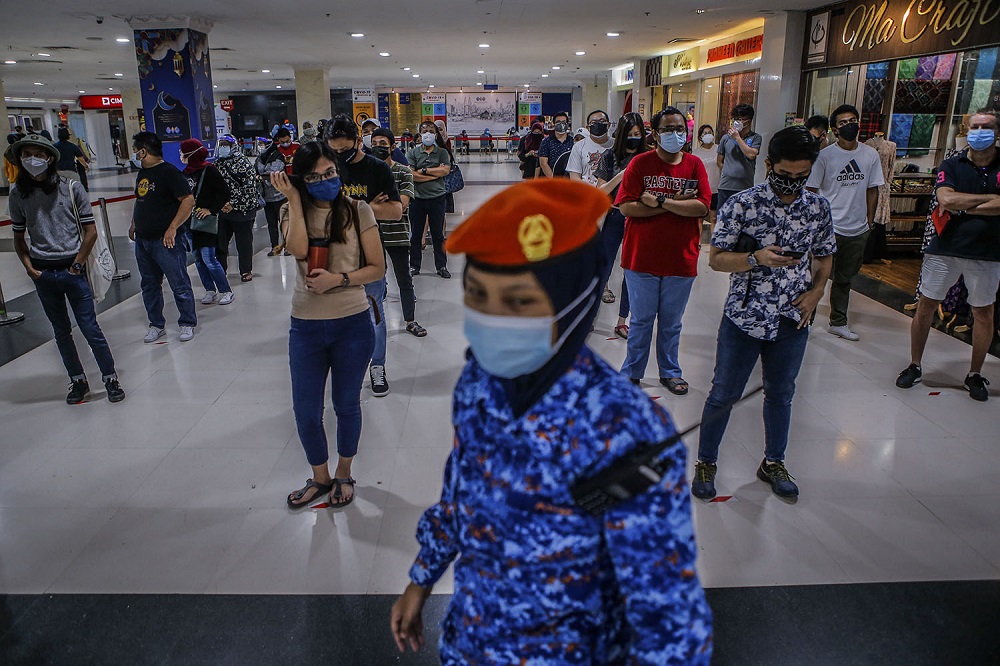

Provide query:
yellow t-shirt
left=281, top=199, right=378, bottom=320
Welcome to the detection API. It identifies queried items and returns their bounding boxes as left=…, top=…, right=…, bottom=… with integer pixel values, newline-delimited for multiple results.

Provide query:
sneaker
left=756, top=459, right=799, bottom=498
left=370, top=365, right=389, bottom=397
left=964, top=373, right=990, bottom=402
left=437, top=267, right=451, bottom=279
left=218, top=292, right=235, bottom=305
left=201, top=291, right=217, bottom=305
left=691, top=461, right=718, bottom=500
left=410, top=267, right=420, bottom=277
left=179, top=326, right=195, bottom=342
left=895, top=363, right=922, bottom=389
left=828, top=325, right=860, bottom=341
left=104, top=378, right=126, bottom=403
left=66, top=379, right=89, bottom=405
left=143, top=326, right=166, bottom=344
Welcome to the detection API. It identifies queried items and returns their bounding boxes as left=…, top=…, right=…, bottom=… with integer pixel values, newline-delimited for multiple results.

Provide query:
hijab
left=523, top=122, right=545, bottom=153
left=180, top=138, right=210, bottom=175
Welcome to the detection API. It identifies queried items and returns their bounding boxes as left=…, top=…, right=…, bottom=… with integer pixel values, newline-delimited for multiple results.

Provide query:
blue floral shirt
left=410, top=347, right=713, bottom=665
left=712, top=183, right=836, bottom=340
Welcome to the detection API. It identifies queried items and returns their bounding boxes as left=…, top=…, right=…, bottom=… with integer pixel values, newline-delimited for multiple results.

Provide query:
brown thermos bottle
left=307, top=238, right=329, bottom=273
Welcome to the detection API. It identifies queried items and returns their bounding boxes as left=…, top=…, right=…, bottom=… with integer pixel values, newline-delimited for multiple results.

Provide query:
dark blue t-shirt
left=930, top=149, right=1000, bottom=261
left=55, top=141, right=83, bottom=171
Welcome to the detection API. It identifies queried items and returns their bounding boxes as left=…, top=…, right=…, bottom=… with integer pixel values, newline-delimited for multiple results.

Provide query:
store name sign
left=808, top=0, right=1000, bottom=68
left=78, top=95, right=122, bottom=109
left=706, top=34, right=764, bottom=63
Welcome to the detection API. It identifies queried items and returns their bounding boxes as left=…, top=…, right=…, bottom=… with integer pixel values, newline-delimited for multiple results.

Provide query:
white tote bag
left=70, top=181, right=114, bottom=303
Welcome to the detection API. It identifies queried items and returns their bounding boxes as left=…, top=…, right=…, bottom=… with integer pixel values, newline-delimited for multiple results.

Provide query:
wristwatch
left=746, top=251, right=759, bottom=268
left=72, top=262, right=84, bottom=274
left=656, top=193, right=667, bottom=207
left=340, top=272, right=351, bottom=287
left=421, top=167, right=428, bottom=175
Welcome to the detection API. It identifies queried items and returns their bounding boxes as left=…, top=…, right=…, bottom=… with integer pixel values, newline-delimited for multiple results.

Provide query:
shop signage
left=78, top=95, right=123, bottom=109
left=805, top=0, right=1000, bottom=69
left=707, top=34, right=764, bottom=64
left=668, top=48, right=699, bottom=77
left=807, top=11, right=832, bottom=64
left=219, top=99, right=234, bottom=112
left=519, top=92, right=542, bottom=103
left=352, top=88, right=375, bottom=103
left=483, top=84, right=499, bottom=90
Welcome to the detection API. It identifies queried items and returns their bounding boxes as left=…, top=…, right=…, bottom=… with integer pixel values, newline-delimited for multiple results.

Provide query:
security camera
left=96, top=16, right=105, bottom=24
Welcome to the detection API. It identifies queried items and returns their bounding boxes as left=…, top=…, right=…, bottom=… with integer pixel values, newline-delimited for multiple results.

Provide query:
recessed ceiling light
left=275, top=85, right=282, bottom=89
left=108, top=87, right=114, bottom=91
left=350, top=33, right=364, bottom=37
left=33, top=82, right=44, bottom=86
left=476, top=82, right=483, bottom=85
left=575, top=51, right=586, bottom=56
left=479, top=43, right=490, bottom=48
left=403, top=67, right=411, bottom=71
left=412, top=74, right=420, bottom=78
left=261, top=69, right=270, bottom=73
left=114, top=73, right=123, bottom=77
left=79, top=90, right=85, bottom=93
left=523, top=84, right=530, bottom=88
left=213, top=84, right=218, bottom=88
left=428, top=84, right=435, bottom=88
left=117, top=37, right=131, bottom=43
left=37, top=53, right=51, bottom=57
left=695, top=8, right=707, bottom=14
left=541, top=74, right=549, bottom=77
left=477, top=70, right=484, bottom=74
left=552, top=66, right=561, bottom=70
left=607, top=32, right=620, bottom=37
left=379, top=52, right=390, bottom=57
left=3, top=60, right=15, bottom=65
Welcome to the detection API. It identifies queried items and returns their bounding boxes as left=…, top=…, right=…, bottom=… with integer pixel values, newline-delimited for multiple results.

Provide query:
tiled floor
left=1, top=159, right=998, bottom=606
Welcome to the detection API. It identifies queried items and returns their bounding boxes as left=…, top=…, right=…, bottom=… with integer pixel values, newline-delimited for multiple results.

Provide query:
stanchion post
left=98, top=197, right=131, bottom=280
left=0, top=276, right=25, bottom=326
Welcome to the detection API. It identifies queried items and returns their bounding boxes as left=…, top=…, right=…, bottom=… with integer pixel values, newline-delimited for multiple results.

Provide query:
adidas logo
left=836, top=159, right=866, bottom=183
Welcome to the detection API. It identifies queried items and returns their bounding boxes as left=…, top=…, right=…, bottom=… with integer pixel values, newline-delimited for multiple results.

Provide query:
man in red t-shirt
left=614, top=107, right=711, bottom=394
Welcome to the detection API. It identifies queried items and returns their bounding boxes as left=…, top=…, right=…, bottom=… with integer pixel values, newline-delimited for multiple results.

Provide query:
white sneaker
left=201, top=291, right=216, bottom=305
left=143, top=326, right=166, bottom=343
left=218, top=292, right=235, bottom=305
left=179, top=326, right=195, bottom=342
left=828, top=325, right=860, bottom=341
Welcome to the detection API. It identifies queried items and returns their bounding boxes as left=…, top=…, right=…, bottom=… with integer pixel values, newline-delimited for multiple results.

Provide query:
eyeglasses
left=303, top=167, right=338, bottom=184
left=655, top=126, right=687, bottom=134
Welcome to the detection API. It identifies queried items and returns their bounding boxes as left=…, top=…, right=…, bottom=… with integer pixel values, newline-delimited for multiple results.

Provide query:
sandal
left=241, top=272, right=253, bottom=282
left=614, top=324, right=629, bottom=340
left=330, top=477, right=356, bottom=508
left=661, top=377, right=689, bottom=396
left=602, top=288, right=617, bottom=304
left=287, top=478, right=333, bottom=509
left=406, top=321, right=428, bottom=337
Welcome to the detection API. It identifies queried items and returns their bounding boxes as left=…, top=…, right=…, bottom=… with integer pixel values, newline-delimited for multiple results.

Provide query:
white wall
left=84, top=111, right=116, bottom=169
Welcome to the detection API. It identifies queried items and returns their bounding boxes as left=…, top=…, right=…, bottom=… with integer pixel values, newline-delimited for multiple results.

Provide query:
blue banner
left=377, top=93, right=391, bottom=127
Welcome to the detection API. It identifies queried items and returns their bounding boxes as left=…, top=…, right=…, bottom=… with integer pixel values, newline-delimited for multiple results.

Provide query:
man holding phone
left=693, top=127, right=835, bottom=500
left=806, top=104, right=884, bottom=342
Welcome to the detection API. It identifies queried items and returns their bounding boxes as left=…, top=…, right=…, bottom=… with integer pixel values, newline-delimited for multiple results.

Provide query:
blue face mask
left=659, top=131, right=687, bottom=154
left=217, top=145, right=232, bottom=158
left=967, top=129, right=996, bottom=151
left=463, top=277, right=598, bottom=379
left=306, top=176, right=342, bottom=201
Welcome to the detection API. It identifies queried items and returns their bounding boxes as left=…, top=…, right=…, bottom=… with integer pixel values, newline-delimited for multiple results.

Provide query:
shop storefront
left=802, top=0, right=1000, bottom=255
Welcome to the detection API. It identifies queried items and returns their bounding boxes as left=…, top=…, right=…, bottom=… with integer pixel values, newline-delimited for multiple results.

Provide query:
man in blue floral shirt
left=693, top=127, right=835, bottom=500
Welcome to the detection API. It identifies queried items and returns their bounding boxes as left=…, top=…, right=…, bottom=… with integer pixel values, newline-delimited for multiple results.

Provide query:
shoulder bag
left=69, top=180, right=114, bottom=303
left=445, top=155, right=465, bottom=194
left=189, top=169, right=219, bottom=234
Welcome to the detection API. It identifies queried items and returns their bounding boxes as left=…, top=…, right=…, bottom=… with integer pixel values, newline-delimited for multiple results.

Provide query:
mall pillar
left=755, top=11, right=808, bottom=182
left=128, top=18, right=217, bottom=166
left=633, top=57, right=655, bottom=120
left=294, top=69, right=332, bottom=129
left=582, top=74, right=610, bottom=123
left=0, top=78, right=9, bottom=191
left=120, top=85, right=144, bottom=156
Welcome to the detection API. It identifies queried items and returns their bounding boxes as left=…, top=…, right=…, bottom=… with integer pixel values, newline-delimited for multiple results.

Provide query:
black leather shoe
left=437, top=268, right=451, bottom=279
left=66, top=380, right=89, bottom=405
left=104, top=378, right=126, bottom=403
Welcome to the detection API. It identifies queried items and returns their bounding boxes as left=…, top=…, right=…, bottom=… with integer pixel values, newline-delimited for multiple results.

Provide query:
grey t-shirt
left=405, top=145, right=451, bottom=199
left=10, top=177, right=94, bottom=267
left=717, top=131, right=762, bottom=191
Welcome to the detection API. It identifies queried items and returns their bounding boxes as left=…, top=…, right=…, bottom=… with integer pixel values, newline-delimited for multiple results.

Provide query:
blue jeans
left=621, top=270, right=695, bottom=380
left=34, top=269, right=117, bottom=381
left=698, top=316, right=810, bottom=464
left=194, top=246, right=232, bottom=294
left=134, top=235, right=197, bottom=329
left=365, top=278, right=387, bottom=366
left=600, top=208, right=630, bottom=319
left=289, top=313, right=375, bottom=466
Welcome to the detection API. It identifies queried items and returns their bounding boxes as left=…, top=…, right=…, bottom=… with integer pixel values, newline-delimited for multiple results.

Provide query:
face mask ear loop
left=551, top=276, right=600, bottom=350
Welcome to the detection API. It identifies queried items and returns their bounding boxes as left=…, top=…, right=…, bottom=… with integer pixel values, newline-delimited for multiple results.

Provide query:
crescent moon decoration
left=157, top=92, right=175, bottom=111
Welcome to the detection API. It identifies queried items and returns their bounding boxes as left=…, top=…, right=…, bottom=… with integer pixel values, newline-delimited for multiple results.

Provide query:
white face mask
left=21, top=156, right=50, bottom=177
left=731, top=120, right=744, bottom=132
left=700, top=134, right=714, bottom=145
left=362, top=134, right=373, bottom=149
left=421, top=132, right=436, bottom=147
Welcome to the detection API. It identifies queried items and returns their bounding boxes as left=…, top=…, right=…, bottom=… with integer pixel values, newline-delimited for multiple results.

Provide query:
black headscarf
left=468, top=234, right=607, bottom=418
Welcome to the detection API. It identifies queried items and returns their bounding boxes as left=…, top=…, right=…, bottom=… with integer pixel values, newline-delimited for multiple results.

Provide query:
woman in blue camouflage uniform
left=390, top=179, right=712, bottom=664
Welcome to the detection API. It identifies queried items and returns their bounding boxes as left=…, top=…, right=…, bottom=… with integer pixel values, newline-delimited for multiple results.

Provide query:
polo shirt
left=929, top=149, right=1000, bottom=262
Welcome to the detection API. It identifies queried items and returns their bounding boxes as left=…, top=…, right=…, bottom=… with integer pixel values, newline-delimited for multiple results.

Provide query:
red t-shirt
left=277, top=142, right=300, bottom=175
left=614, top=151, right=711, bottom=277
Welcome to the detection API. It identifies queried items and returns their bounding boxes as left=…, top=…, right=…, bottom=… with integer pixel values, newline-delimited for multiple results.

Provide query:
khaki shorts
left=919, top=254, right=1000, bottom=307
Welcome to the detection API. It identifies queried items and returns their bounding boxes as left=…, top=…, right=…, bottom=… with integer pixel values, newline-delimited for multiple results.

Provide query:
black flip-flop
left=330, top=477, right=356, bottom=508
left=287, top=478, right=333, bottom=509
left=406, top=321, right=428, bottom=338
left=661, top=377, right=689, bottom=396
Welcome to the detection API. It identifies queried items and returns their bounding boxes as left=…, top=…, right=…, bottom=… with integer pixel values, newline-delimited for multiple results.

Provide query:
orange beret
left=445, top=179, right=611, bottom=266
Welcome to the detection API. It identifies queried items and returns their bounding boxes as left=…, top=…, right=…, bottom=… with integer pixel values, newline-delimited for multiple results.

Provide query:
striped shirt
left=382, top=162, right=414, bottom=247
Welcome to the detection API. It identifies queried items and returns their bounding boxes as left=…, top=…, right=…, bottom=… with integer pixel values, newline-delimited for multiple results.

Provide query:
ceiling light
left=429, top=84, right=435, bottom=88
left=695, top=8, right=707, bottom=14
left=350, top=33, right=364, bottom=37
left=575, top=51, right=586, bottom=56
left=33, top=82, right=44, bottom=86
left=117, top=37, right=131, bottom=43
left=403, top=67, right=411, bottom=71
left=275, top=85, right=282, bottom=89
left=3, top=60, right=15, bottom=65
left=79, top=90, right=85, bottom=93
left=412, top=74, right=420, bottom=78
left=479, top=43, right=490, bottom=48
left=607, top=32, right=620, bottom=37
left=541, top=74, right=549, bottom=77
left=552, top=66, right=561, bottom=70
left=37, top=53, right=51, bottom=57
left=213, top=84, right=218, bottom=88
left=476, top=82, right=482, bottom=85
left=477, top=70, right=484, bottom=74
left=261, top=69, right=270, bottom=73
left=114, top=73, right=123, bottom=77
left=108, top=87, right=114, bottom=91
left=379, top=52, right=390, bottom=57
left=524, top=84, right=530, bottom=88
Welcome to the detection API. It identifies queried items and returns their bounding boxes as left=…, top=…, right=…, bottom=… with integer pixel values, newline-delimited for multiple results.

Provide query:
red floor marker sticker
left=651, top=396, right=662, bottom=401
left=310, top=502, right=331, bottom=509
left=710, top=496, right=734, bottom=502
left=155, top=341, right=168, bottom=345
left=606, top=337, right=618, bottom=341
left=928, top=391, right=941, bottom=396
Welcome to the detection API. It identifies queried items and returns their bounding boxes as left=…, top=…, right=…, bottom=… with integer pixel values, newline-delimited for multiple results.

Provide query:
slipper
left=602, top=288, right=616, bottom=304
left=241, top=273, right=253, bottom=282
left=406, top=321, right=428, bottom=337
left=287, top=478, right=333, bottom=509
left=330, top=477, right=356, bottom=508
left=614, top=324, right=629, bottom=340
left=661, top=377, right=689, bottom=396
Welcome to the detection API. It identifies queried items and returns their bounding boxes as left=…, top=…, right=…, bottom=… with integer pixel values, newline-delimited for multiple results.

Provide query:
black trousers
left=217, top=211, right=255, bottom=275
left=385, top=245, right=416, bottom=321
left=263, top=199, right=285, bottom=248
left=408, top=195, right=447, bottom=272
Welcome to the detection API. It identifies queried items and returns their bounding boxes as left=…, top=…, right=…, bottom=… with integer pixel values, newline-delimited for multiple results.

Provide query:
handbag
left=189, top=169, right=219, bottom=234
left=70, top=181, right=114, bottom=303
left=445, top=160, right=465, bottom=194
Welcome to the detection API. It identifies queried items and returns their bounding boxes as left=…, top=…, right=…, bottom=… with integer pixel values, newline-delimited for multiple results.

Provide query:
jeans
left=698, top=316, right=810, bottom=464
left=386, top=245, right=416, bottom=322
left=830, top=230, right=870, bottom=327
left=365, top=278, right=387, bottom=366
left=195, top=246, right=232, bottom=294
left=289, top=312, right=375, bottom=466
left=264, top=199, right=285, bottom=248
left=134, top=235, right=197, bottom=329
left=409, top=195, right=447, bottom=272
left=217, top=211, right=255, bottom=275
left=599, top=207, right=631, bottom=319
left=34, top=269, right=117, bottom=381
left=621, top=270, right=695, bottom=380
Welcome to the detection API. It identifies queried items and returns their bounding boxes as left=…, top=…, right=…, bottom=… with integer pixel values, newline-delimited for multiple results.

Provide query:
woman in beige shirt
left=271, top=141, right=385, bottom=509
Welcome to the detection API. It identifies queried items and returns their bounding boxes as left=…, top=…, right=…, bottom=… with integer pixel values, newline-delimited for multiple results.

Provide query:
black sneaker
left=691, top=461, right=718, bottom=500
left=437, top=267, right=451, bottom=279
left=66, top=379, right=89, bottom=405
left=370, top=365, right=389, bottom=397
left=756, top=459, right=799, bottom=498
left=964, top=373, right=990, bottom=402
left=410, top=267, right=420, bottom=277
left=104, top=378, right=126, bottom=403
left=895, top=363, right=922, bottom=389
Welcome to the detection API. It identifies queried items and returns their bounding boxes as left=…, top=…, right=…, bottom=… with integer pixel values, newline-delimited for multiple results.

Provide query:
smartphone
left=777, top=250, right=806, bottom=259
left=683, top=179, right=699, bottom=196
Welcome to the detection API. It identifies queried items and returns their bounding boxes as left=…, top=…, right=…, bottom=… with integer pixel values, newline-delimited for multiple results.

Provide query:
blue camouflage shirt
left=410, top=347, right=713, bottom=664
left=712, top=183, right=836, bottom=340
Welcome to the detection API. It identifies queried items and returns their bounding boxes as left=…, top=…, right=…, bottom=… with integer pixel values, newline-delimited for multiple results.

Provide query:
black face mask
left=335, top=146, right=358, bottom=165
left=589, top=122, right=608, bottom=137
left=624, top=137, right=643, bottom=151
left=555, top=122, right=568, bottom=134
left=837, top=122, right=860, bottom=142
left=372, top=146, right=391, bottom=160
left=768, top=171, right=810, bottom=196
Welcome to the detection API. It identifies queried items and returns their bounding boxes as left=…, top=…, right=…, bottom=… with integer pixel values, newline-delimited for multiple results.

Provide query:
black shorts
left=710, top=193, right=718, bottom=211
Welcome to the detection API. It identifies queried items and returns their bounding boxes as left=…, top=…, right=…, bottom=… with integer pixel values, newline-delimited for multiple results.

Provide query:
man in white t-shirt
left=567, top=109, right=613, bottom=185
left=806, top=103, right=884, bottom=341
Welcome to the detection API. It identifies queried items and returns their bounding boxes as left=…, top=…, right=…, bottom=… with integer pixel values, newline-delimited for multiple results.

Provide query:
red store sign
left=220, top=99, right=234, bottom=112
left=707, top=34, right=764, bottom=64
left=79, top=95, right=123, bottom=109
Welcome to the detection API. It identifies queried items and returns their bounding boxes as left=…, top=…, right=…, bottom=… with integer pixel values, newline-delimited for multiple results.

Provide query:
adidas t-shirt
left=806, top=143, right=884, bottom=237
